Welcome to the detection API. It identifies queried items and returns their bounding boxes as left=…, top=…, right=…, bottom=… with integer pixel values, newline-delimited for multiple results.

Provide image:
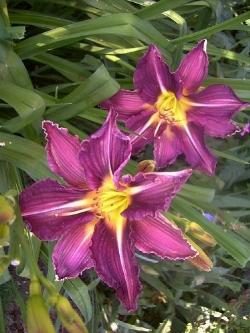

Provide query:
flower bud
left=188, top=222, right=216, bottom=247
left=137, top=160, right=156, bottom=173
left=0, top=195, right=15, bottom=224
left=26, top=295, right=56, bottom=333
left=56, top=296, right=88, bottom=333
left=0, top=223, right=10, bottom=246
left=187, top=237, right=213, bottom=272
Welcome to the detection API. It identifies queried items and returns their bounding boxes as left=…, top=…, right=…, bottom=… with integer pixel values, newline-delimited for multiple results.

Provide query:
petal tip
left=200, top=39, right=207, bottom=52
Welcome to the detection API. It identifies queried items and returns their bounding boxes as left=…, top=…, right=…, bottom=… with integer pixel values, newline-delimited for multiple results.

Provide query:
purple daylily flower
left=19, top=112, right=197, bottom=311
left=101, top=40, right=249, bottom=175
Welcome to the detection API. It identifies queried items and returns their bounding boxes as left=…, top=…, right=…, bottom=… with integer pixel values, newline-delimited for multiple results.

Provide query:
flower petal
left=188, top=84, right=249, bottom=137
left=133, top=214, right=196, bottom=260
left=91, top=219, right=141, bottom=311
left=125, top=110, right=158, bottom=154
left=43, top=121, right=86, bottom=188
left=176, top=40, right=208, bottom=93
left=180, top=124, right=216, bottom=175
left=134, top=45, right=175, bottom=103
left=20, top=179, right=93, bottom=240
left=79, top=112, right=131, bottom=189
left=154, top=126, right=182, bottom=168
left=53, top=221, right=97, bottom=279
left=123, top=169, right=192, bottom=219
left=100, top=90, right=145, bottom=121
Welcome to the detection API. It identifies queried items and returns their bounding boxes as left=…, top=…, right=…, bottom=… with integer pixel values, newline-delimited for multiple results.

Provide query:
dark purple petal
left=134, top=45, right=175, bottom=103
left=154, top=126, right=182, bottom=168
left=123, top=169, right=192, bottom=219
left=133, top=214, right=196, bottom=259
left=179, top=124, right=216, bottom=175
left=91, top=220, right=141, bottom=311
left=188, top=84, right=249, bottom=137
left=20, top=179, right=93, bottom=240
left=126, top=110, right=157, bottom=154
left=53, top=221, right=96, bottom=279
left=79, top=112, right=131, bottom=189
left=43, top=121, right=87, bottom=188
left=100, top=90, right=146, bottom=121
left=175, top=40, right=208, bottom=93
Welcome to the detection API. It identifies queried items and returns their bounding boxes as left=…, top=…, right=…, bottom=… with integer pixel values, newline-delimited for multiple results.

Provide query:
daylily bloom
left=19, top=112, right=196, bottom=311
left=101, top=40, right=249, bottom=175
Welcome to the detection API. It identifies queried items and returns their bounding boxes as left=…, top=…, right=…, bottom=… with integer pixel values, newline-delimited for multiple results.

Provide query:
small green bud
left=26, top=295, right=56, bottom=333
left=0, top=195, right=15, bottom=224
left=0, top=223, right=10, bottom=246
left=56, top=296, right=88, bottom=333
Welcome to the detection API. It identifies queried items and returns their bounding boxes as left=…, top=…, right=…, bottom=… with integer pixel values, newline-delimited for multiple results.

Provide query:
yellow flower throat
left=154, top=91, right=189, bottom=127
left=97, top=178, right=131, bottom=217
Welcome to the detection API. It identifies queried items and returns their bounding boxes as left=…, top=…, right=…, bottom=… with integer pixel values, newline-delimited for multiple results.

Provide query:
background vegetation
left=0, top=0, right=250, bottom=332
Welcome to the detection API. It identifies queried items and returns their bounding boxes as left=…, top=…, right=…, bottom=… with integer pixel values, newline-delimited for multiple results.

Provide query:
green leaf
left=137, top=0, right=193, bottom=20
left=0, top=41, right=32, bottom=88
left=0, top=132, right=54, bottom=180
left=0, top=82, right=45, bottom=132
left=169, top=11, right=250, bottom=44
left=64, top=279, right=92, bottom=323
left=32, top=52, right=90, bottom=82
left=15, top=13, right=171, bottom=60
left=47, top=65, right=119, bottom=121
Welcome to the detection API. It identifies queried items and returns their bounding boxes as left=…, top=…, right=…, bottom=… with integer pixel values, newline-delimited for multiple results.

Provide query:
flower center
left=155, top=91, right=188, bottom=126
left=96, top=178, right=131, bottom=220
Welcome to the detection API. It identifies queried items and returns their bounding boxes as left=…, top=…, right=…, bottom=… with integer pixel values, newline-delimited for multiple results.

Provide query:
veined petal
left=127, top=110, right=158, bottom=154
left=79, top=112, right=131, bottom=189
left=53, top=221, right=97, bottom=279
left=133, top=214, right=196, bottom=260
left=180, top=124, right=216, bottom=175
left=100, top=90, right=146, bottom=121
left=134, top=45, right=175, bottom=103
left=91, top=218, right=141, bottom=311
left=123, top=169, right=192, bottom=219
left=43, top=121, right=86, bottom=188
left=175, top=40, right=208, bottom=94
left=154, top=126, right=182, bottom=168
left=188, top=84, right=249, bottom=137
left=20, top=179, right=93, bottom=240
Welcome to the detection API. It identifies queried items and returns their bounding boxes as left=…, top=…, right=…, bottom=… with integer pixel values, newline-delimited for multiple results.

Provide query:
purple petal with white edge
left=43, top=121, right=86, bottom=188
left=154, top=126, right=182, bottom=168
left=123, top=169, right=192, bottom=220
left=134, top=45, right=176, bottom=104
left=133, top=214, right=197, bottom=260
left=100, top=90, right=146, bottom=121
left=20, top=179, right=93, bottom=240
left=180, top=124, right=216, bottom=175
left=53, top=221, right=97, bottom=279
left=188, top=84, right=249, bottom=137
left=79, top=111, right=131, bottom=189
left=91, top=220, right=141, bottom=312
left=175, top=40, right=208, bottom=94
